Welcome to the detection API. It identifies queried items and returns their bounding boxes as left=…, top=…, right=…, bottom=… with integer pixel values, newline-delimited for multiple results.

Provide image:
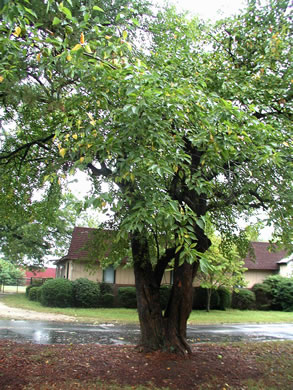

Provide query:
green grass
left=1, top=293, right=293, bottom=324
left=188, top=308, right=293, bottom=324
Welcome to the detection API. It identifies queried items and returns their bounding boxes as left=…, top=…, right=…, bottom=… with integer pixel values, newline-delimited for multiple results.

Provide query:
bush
left=40, top=278, right=74, bottom=307
left=217, top=287, right=232, bottom=310
left=73, top=278, right=101, bottom=308
left=252, top=283, right=273, bottom=310
left=37, top=286, right=43, bottom=302
left=28, top=286, right=41, bottom=301
left=272, top=278, right=293, bottom=312
left=263, top=275, right=286, bottom=290
left=99, top=293, right=115, bottom=307
left=160, top=285, right=172, bottom=310
left=26, top=279, right=44, bottom=297
left=118, top=287, right=137, bottom=308
left=193, top=287, right=220, bottom=310
left=263, top=275, right=293, bottom=311
left=99, top=282, right=114, bottom=296
left=232, top=289, right=256, bottom=310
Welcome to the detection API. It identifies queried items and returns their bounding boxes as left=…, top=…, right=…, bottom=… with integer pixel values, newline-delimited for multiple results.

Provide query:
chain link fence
left=0, top=277, right=51, bottom=293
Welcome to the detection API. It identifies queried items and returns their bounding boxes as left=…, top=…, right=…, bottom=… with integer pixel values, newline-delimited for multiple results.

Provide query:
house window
left=103, top=266, right=115, bottom=283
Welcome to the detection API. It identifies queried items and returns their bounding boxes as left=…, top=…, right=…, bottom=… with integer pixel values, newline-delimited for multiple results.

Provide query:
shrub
left=160, top=285, right=172, bottom=310
left=263, top=275, right=293, bottom=311
left=26, top=279, right=43, bottom=297
left=273, top=278, right=293, bottom=312
left=99, top=282, right=114, bottom=296
left=118, top=287, right=137, bottom=308
left=232, top=289, right=256, bottom=310
left=72, top=278, right=101, bottom=308
left=263, top=275, right=286, bottom=290
left=193, top=287, right=207, bottom=310
left=217, top=287, right=232, bottom=310
left=252, top=283, right=273, bottom=310
left=37, top=286, right=43, bottom=302
left=28, top=286, right=41, bottom=301
left=193, top=287, right=220, bottom=310
left=40, top=278, right=74, bottom=307
left=99, top=293, right=115, bottom=307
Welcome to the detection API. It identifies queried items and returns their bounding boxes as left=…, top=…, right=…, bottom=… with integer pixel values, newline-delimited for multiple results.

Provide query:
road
left=0, top=320, right=293, bottom=345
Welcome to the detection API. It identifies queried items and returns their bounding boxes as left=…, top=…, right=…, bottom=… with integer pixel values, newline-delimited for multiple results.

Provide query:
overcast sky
left=158, top=0, right=246, bottom=20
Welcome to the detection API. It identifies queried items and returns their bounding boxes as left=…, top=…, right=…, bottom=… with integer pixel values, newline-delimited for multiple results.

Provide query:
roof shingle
left=243, top=242, right=287, bottom=270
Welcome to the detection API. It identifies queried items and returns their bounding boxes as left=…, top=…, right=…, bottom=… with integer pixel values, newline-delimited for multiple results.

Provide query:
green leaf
left=196, top=218, right=205, bottom=230
left=24, top=7, right=37, bottom=18
left=93, top=6, right=104, bottom=12
left=52, top=17, right=62, bottom=26
left=60, top=5, right=72, bottom=19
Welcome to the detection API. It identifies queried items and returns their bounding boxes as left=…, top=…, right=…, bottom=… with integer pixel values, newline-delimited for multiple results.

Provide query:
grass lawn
left=1, top=293, right=293, bottom=324
left=0, top=285, right=26, bottom=293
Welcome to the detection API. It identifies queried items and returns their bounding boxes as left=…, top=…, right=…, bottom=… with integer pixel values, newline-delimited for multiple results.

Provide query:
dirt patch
left=0, top=300, right=76, bottom=322
left=0, top=341, right=257, bottom=389
left=1, top=340, right=292, bottom=389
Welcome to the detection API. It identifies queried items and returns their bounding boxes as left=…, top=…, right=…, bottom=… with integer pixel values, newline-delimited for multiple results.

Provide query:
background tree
left=198, top=236, right=247, bottom=312
left=0, top=189, right=85, bottom=265
left=0, top=259, right=24, bottom=286
left=0, top=0, right=292, bottom=354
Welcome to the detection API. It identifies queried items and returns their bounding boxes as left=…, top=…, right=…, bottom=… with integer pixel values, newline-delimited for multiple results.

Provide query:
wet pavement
left=0, top=320, right=293, bottom=345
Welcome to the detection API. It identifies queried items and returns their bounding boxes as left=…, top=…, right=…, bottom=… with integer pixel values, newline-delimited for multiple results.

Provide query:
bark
left=206, top=288, right=212, bottom=312
left=131, top=232, right=201, bottom=356
left=132, top=232, right=165, bottom=351
left=163, top=260, right=199, bottom=355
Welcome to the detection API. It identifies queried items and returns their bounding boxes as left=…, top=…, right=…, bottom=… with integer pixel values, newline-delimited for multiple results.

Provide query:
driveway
left=0, top=299, right=292, bottom=345
left=0, top=320, right=293, bottom=345
left=0, top=299, right=76, bottom=322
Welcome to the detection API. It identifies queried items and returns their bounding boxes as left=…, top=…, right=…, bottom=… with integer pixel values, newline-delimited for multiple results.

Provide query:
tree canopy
left=0, top=0, right=292, bottom=353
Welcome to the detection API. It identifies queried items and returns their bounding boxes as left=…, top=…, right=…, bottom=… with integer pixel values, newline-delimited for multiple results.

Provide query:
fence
left=0, top=277, right=52, bottom=293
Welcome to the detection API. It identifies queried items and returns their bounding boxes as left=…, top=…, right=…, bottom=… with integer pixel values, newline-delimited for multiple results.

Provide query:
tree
left=0, top=259, right=24, bottom=286
left=0, top=188, right=85, bottom=265
left=0, top=0, right=292, bottom=354
left=198, top=236, right=247, bottom=312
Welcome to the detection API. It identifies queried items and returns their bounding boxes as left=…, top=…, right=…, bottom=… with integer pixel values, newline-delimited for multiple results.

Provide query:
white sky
left=159, top=0, right=246, bottom=20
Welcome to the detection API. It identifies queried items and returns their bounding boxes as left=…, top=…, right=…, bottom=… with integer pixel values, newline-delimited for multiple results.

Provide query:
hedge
left=73, top=278, right=100, bottom=308
left=193, top=287, right=220, bottom=310
left=118, top=287, right=137, bottom=308
left=28, top=286, right=41, bottom=301
left=40, top=278, right=74, bottom=307
left=252, top=283, right=273, bottom=310
left=232, top=289, right=256, bottom=310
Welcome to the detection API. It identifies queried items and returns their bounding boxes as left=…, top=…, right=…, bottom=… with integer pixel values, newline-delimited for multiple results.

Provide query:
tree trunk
left=206, top=288, right=211, bottom=312
left=132, top=232, right=165, bottom=351
left=163, top=260, right=198, bottom=355
left=131, top=219, right=211, bottom=355
left=132, top=231, right=198, bottom=355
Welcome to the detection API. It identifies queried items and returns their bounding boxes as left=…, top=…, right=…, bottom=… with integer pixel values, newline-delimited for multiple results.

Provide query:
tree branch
left=83, top=52, right=117, bottom=69
left=87, top=162, right=112, bottom=177
left=0, top=134, right=55, bottom=164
